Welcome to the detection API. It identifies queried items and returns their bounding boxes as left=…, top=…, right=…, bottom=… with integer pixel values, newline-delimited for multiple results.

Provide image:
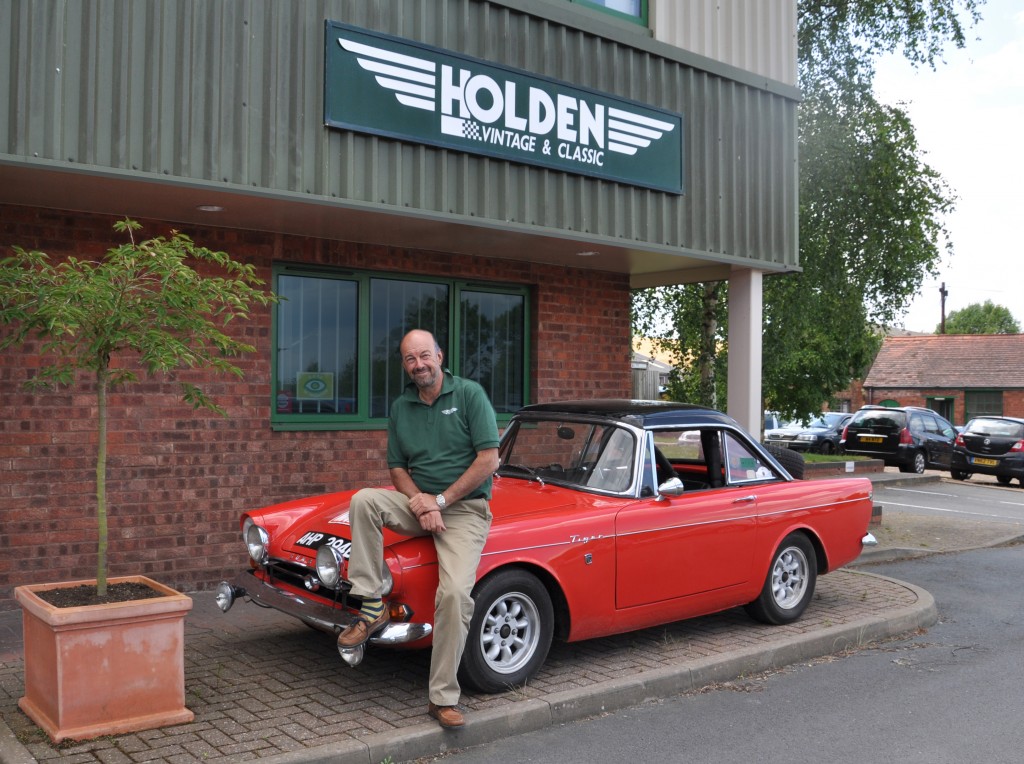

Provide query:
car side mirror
left=658, top=477, right=685, bottom=497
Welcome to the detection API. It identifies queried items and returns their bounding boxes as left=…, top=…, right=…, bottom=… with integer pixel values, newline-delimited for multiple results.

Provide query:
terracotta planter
left=14, top=575, right=194, bottom=743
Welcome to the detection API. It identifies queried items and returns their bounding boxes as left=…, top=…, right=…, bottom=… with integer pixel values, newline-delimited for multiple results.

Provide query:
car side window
left=648, top=428, right=712, bottom=490
left=909, top=414, right=926, bottom=435
left=723, top=432, right=778, bottom=484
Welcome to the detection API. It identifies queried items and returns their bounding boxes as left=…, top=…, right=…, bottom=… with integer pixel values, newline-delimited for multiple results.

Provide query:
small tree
left=0, top=219, right=276, bottom=597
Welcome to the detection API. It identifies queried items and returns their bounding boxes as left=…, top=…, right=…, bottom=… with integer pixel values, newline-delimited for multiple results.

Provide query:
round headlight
left=316, top=545, right=343, bottom=589
left=245, top=523, right=270, bottom=565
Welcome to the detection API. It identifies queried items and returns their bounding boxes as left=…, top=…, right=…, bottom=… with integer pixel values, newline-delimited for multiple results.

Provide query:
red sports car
left=217, top=400, right=877, bottom=692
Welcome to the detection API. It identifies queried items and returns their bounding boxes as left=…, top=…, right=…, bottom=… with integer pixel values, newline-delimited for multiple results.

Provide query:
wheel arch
left=474, top=562, right=571, bottom=642
left=762, top=526, right=828, bottom=575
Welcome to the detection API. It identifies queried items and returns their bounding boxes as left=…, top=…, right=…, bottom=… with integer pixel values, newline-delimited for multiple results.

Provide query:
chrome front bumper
left=217, top=570, right=431, bottom=646
left=862, top=532, right=878, bottom=547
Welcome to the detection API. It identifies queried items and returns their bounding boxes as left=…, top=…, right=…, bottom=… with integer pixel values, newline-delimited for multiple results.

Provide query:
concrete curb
left=247, top=571, right=937, bottom=764
left=856, top=531, right=1024, bottom=565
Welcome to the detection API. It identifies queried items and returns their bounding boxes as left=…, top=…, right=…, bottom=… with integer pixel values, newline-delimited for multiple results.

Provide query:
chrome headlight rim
left=316, top=545, right=344, bottom=589
left=244, top=521, right=270, bottom=566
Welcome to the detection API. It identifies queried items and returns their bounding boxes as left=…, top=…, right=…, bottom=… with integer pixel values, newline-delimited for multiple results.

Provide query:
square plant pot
left=15, top=575, right=194, bottom=743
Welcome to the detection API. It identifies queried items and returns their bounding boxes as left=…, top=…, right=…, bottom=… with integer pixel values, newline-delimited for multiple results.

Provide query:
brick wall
left=0, top=205, right=633, bottom=609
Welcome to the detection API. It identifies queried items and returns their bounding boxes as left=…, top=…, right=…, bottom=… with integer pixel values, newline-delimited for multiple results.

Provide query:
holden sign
left=324, top=22, right=684, bottom=193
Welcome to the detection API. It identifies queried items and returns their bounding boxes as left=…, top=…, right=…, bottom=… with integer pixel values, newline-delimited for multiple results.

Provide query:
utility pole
left=939, top=282, right=948, bottom=334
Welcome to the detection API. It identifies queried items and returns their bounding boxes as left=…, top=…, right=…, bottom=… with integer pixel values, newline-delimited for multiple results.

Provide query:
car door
left=925, top=413, right=956, bottom=468
left=614, top=429, right=760, bottom=609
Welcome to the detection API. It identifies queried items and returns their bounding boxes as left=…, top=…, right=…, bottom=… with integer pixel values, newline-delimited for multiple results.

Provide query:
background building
left=856, top=334, right=1024, bottom=424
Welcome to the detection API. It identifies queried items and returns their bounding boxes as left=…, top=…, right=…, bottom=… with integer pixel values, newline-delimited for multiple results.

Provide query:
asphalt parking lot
left=1, top=469, right=1021, bottom=764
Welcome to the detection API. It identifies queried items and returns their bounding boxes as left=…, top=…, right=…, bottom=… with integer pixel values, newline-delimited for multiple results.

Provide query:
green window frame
left=965, top=390, right=1003, bottom=422
left=271, top=264, right=530, bottom=430
left=571, top=0, right=648, bottom=26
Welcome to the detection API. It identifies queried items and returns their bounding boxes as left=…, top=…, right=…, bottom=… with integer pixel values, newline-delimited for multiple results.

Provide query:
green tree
left=942, top=300, right=1021, bottom=334
left=0, top=219, right=277, bottom=597
left=634, top=0, right=979, bottom=419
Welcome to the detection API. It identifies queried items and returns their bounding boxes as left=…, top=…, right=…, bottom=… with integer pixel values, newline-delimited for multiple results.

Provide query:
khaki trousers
left=347, top=487, right=492, bottom=706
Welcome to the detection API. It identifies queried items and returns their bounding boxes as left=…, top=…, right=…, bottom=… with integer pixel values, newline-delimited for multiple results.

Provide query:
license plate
left=971, top=457, right=998, bottom=467
left=859, top=435, right=883, bottom=443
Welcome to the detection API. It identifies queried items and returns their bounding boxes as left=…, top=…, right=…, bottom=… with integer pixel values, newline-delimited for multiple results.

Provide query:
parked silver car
left=765, top=412, right=851, bottom=455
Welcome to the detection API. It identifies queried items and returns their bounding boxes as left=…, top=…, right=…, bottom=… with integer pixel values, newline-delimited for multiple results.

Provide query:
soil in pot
left=33, top=582, right=164, bottom=608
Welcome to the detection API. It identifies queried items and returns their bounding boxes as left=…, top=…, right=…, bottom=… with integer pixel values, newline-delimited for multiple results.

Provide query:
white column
left=727, top=267, right=764, bottom=438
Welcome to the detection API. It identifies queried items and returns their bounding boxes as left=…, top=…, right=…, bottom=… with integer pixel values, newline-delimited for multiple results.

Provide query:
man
left=338, top=329, right=500, bottom=729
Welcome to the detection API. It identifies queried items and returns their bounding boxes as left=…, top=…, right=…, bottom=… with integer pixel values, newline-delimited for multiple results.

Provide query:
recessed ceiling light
left=196, top=204, right=224, bottom=213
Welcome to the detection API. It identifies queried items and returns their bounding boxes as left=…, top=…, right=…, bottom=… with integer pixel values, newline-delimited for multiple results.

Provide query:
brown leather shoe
left=428, top=702, right=465, bottom=729
left=336, top=609, right=390, bottom=648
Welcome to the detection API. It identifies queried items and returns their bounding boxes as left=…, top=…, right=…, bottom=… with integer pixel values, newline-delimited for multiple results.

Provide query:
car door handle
left=733, top=495, right=757, bottom=504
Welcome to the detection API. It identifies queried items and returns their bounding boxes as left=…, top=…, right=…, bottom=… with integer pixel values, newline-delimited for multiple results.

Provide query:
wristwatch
left=435, top=493, right=447, bottom=510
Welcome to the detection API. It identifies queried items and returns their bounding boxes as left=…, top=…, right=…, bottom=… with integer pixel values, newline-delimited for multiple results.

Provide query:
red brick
left=0, top=204, right=632, bottom=608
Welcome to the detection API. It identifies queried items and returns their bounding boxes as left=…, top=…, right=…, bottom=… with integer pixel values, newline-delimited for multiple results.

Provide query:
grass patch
left=802, top=453, right=872, bottom=464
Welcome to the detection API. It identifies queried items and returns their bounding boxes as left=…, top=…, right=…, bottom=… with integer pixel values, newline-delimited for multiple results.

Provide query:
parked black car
left=764, top=412, right=851, bottom=454
left=950, top=416, right=1024, bottom=487
left=839, top=406, right=957, bottom=474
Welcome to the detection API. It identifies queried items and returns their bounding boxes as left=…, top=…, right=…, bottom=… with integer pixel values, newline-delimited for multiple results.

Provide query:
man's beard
left=413, top=367, right=438, bottom=389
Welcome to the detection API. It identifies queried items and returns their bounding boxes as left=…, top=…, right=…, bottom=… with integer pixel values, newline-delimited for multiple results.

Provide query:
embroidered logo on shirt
left=442, top=407, right=459, bottom=416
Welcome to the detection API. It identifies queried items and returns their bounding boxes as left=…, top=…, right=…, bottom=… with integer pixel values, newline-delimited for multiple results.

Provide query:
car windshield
left=965, top=419, right=1024, bottom=439
left=498, top=419, right=636, bottom=493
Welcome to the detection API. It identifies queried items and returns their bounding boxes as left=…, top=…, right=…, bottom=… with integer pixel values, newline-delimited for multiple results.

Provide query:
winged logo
left=606, top=108, right=675, bottom=156
left=338, top=37, right=438, bottom=112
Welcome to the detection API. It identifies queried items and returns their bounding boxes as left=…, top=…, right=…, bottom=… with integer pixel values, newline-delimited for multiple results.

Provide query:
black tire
left=459, top=569, right=554, bottom=694
left=744, top=533, right=817, bottom=625
left=997, top=475, right=1012, bottom=486
left=818, top=441, right=835, bottom=455
left=765, top=443, right=805, bottom=480
left=900, top=450, right=927, bottom=474
left=950, top=469, right=971, bottom=481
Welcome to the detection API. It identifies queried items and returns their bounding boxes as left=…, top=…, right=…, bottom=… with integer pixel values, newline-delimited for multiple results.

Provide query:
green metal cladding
left=0, top=0, right=799, bottom=269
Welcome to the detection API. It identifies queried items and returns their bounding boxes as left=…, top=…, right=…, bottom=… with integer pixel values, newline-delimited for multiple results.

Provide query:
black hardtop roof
left=516, top=399, right=739, bottom=428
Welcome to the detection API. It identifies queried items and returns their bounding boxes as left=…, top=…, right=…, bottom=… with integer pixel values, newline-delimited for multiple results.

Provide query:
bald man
left=338, top=329, right=499, bottom=729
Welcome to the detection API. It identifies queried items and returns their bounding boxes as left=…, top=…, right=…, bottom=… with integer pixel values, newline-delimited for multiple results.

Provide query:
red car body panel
left=241, top=473, right=873, bottom=646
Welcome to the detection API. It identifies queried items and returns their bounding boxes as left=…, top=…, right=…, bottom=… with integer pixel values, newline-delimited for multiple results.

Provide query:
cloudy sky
left=872, top=0, right=1024, bottom=333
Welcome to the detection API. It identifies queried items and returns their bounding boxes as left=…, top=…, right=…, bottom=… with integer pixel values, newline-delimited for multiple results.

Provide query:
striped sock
left=360, top=599, right=384, bottom=620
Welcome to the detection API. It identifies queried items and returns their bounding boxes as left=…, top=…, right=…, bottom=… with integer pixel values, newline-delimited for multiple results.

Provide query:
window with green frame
left=571, top=0, right=648, bottom=25
left=272, top=265, right=530, bottom=429
left=965, top=390, right=1003, bottom=421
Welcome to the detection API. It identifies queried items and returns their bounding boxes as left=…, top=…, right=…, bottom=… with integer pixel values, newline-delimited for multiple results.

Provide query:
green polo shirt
left=386, top=372, right=500, bottom=500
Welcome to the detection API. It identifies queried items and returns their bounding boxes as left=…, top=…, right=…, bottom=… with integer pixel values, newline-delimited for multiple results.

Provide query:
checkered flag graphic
left=461, top=121, right=481, bottom=140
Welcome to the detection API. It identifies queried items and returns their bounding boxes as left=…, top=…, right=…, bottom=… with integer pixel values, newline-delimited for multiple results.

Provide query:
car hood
left=247, top=476, right=584, bottom=557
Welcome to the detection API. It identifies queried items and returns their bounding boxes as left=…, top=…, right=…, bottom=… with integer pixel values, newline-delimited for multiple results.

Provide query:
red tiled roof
left=863, top=335, right=1024, bottom=389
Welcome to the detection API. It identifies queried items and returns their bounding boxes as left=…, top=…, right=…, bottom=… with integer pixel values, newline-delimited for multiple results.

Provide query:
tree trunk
left=698, top=282, right=721, bottom=408
left=96, top=367, right=108, bottom=597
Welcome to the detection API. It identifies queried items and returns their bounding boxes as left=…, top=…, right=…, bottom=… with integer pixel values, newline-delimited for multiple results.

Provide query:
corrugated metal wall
left=0, top=0, right=798, bottom=269
left=650, top=0, right=798, bottom=87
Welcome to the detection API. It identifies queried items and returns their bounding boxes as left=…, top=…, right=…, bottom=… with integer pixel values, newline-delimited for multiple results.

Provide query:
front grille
left=262, top=559, right=363, bottom=607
